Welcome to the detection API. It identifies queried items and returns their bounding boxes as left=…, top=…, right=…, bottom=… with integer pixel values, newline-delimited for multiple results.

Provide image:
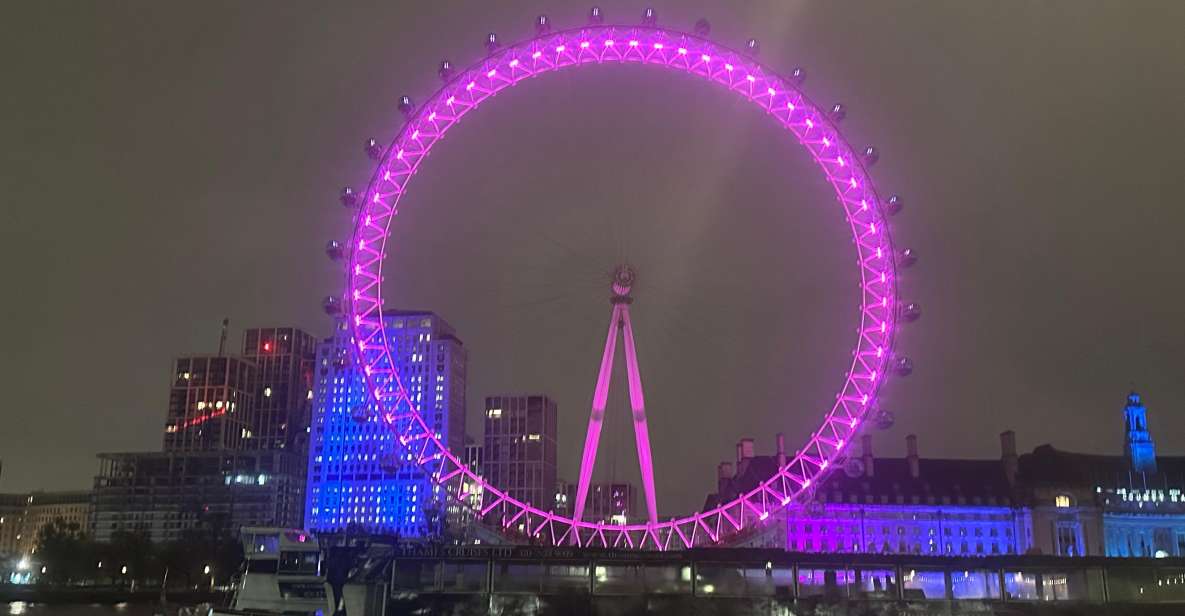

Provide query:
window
left=1054, top=494, right=1072, bottom=508
left=1056, top=525, right=1079, bottom=557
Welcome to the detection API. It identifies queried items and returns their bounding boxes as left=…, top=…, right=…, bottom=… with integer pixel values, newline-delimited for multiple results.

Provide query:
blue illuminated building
left=714, top=392, right=1185, bottom=559
left=1021, top=392, right=1185, bottom=558
left=711, top=434, right=1033, bottom=555
left=304, top=310, right=467, bottom=536
left=1123, top=391, right=1156, bottom=473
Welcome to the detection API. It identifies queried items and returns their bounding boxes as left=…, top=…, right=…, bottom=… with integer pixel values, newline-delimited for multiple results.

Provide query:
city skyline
left=2, top=2, right=1184, bottom=519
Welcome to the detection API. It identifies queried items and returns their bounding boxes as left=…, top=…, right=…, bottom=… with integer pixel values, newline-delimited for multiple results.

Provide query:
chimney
left=861, top=434, right=875, bottom=478
left=906, top=434, right=919, bottom=479
left=717, top=462, right=734, bottom=493
left=736, top=438, right=755, bottom=477
left=776, top=433, right=786, bottom=467
left=1000, top=430, right=1018, bottom=485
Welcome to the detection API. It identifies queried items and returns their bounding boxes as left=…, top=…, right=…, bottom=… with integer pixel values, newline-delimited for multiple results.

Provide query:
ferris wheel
left=325, top=8, right=917, bottom=550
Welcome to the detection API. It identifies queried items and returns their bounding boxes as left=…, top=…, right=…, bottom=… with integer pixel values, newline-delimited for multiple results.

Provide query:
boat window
left=279, top=550, right=321, bottom=575
left=246, top=559, right=279, bottom=574
left=244, top=533, right=280, bottom=555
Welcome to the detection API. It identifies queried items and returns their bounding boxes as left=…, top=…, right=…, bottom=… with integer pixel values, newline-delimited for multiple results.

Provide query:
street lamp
left=203, top=565, right=214, bottom=592
left=121, top=565, right=128, bottom=575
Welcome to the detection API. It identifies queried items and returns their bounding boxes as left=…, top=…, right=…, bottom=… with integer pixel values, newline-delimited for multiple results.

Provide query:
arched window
left=1054, top=494, right=1073, bottom=508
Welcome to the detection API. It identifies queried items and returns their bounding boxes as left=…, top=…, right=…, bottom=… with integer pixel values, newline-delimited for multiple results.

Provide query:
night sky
left=2, top=2, right=1183, bottom=516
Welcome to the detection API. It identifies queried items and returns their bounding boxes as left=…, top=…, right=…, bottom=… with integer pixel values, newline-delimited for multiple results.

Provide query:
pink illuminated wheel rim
left=344, top=22, right=901, bottom=549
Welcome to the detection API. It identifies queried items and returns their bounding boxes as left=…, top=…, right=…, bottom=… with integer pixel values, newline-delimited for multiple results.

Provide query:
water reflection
left=5, top=603, right=160, bottom=616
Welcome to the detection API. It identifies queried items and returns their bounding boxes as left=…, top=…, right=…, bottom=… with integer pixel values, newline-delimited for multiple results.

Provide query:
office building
left=92, top=450, right=303, bottom=543
left=482, top=395, right=558, bottom=511
left=241, top=327, right=317, bottom=452
left=163, top=356, right=255, bottom=452
left=584, top=482, right=638, bottom=524
left=305, top=310, right=467, bottom=537
left=96, top=324, right=312, bottom=540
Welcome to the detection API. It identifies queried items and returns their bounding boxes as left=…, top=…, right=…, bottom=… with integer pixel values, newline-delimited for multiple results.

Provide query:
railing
left=385, top=546, right=1185, bottom=605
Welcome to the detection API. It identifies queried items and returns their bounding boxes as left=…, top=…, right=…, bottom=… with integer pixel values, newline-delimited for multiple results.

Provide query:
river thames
left=7, top=603, right=170, bottom=616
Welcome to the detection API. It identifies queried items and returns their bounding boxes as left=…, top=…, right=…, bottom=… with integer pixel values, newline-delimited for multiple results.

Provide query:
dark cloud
left=2, top=1, right=1183, bottom=515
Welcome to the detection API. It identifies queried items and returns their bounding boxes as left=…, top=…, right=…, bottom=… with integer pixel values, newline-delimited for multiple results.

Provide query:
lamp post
left=204, top=565, right=214, bottom=592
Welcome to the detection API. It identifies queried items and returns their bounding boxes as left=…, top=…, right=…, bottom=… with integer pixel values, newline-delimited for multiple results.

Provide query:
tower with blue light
left=304, top=310, right=467, bottom=536
left=1123, top=391, right=1157, bottom=474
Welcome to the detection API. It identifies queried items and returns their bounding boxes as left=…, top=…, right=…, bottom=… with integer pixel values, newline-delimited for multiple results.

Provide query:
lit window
left=1054, top=495, right=1072, bottom=508
left=264, top=387, right=272, bottom=397
left=487, top=408, right=502, bottom=418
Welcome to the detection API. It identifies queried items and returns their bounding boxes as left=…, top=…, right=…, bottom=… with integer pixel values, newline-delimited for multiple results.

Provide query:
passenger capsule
left=897, top=248, right=917, bottom=268
left=380, top=453, right=402, bottom=473
left=535, top=15, right=551, bottom=35
left=325, top=240, right=344, bottom=262
left=863, top=146, right=879, bottom=166
left=351, top=405, right=369, bottom=424
left=830, top=103, right=847, bottom=122
left=485, top=32, right=500, bottom=54
left=894, top=356, right=914, bottom=377
left=588, top=6, right=604, bottom=25
left=885, top=195, right=903, bottom=216
left=641, top=7, right=657, bottom=26
left=844, top=457, right=865, bottom=478
left=398, top=95, right=415, bottom=117
left=438, top=60, right=454, bottom=82
left=322, top=295, right=341, bottom=316
left=693, top=18, right=711, bottom=36
left=745, top=38, right=760, bottom=55
left=339, top=187, right=357, bottom=208
left=790, top=67, right=806, bottom=85
left=364, top=138, right=383, bottom=161
left=874, top=408, right=896, bottom=430
left=900, top=302, right=922, bottom=322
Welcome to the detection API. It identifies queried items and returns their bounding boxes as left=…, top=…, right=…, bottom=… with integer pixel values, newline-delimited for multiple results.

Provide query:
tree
left=106, top=530, right=155, bottom=585
left=35, top=517, right=89, bottom=585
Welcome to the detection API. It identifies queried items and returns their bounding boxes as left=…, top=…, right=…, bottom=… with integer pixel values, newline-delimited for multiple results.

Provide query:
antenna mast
left=218, top=318, right=230, bottom=356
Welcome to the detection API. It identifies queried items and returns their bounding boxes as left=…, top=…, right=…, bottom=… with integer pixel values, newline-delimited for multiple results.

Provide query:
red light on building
left=263, top=341, right=272, bottom=352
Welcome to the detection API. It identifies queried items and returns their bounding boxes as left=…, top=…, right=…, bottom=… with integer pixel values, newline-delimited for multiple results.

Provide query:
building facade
left=95, top=324, right=313, bottom=541
left=0, top=494, right=24, bottom=555
left=305, top=311, right=467, bottom=537
left=584, top=482, right=638, bottom=525
left=163, top=356, right=256, bottom=452
left=241, top=327, right=317, bottom=452
left=0, top=491, right=92, bottom=557
left=482, top=395, right=558, bottom=511
left=709, top=392, right=1185, bottom=559
left=91, top=450, right=303, bottom=543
